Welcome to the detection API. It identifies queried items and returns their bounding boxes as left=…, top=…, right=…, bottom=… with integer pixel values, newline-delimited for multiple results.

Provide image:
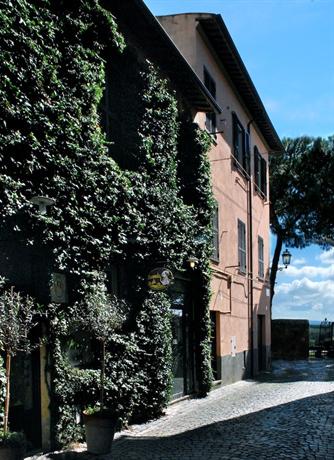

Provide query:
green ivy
left=0, top=0, right=215, bottom=448
left=0, top=355, right=5, bottom=430
left=0, top=0, right=128, bottom=275
left=132, top=291, right=173, bottom=422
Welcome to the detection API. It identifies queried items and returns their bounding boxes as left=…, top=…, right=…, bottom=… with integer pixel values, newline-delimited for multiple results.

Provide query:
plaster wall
left=159, top=14, right=272, bottom=378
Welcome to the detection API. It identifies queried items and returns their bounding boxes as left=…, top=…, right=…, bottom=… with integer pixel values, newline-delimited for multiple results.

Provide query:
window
left=258, top=236, right=264, bottom=279
left=204, top=67, right=217, bottom=133
left=232, top=113, right=250, bottom=175
left=211, top=203, right=219, bottom=261
left=204, top=66, right=216, bottom=97
left=238, top=219, right=246, bottom=273
left=254, top=146, right=267, bottom=198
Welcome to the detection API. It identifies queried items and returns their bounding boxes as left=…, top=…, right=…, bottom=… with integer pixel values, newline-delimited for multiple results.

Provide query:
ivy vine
left=0, top=0, right=215, bottom=447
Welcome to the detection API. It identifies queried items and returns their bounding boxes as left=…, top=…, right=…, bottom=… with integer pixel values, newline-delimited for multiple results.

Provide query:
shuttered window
left=211, top=203, right=219, bottom=261
left=254, top=146, right=267, bottom=198
left=232, top=113, right=250, bottom=175
left=238, top=219, right=246, bottom=273
left=258, top=236, right=264, bottom=279
left=204, top=66, right=217, bottom=134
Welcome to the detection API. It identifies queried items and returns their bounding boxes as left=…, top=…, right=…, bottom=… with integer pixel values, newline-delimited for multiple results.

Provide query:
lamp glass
left=282, top=249, right=292, bottom=267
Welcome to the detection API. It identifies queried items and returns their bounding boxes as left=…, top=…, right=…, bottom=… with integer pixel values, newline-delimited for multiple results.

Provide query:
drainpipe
left=247, top=120, right=254, bottom=378
left=248, top=178, right=254, bottom=378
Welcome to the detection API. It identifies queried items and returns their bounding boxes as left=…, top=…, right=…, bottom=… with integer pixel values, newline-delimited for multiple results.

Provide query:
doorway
left=170, top=279, right=193, bottom=400
left=9, top=349, right=42, bottom=450
left=257, top=315, right=266, bottom=371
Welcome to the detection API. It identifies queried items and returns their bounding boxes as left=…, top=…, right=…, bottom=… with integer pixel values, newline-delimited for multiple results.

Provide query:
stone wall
left=272, top=319, right=309, bottom=359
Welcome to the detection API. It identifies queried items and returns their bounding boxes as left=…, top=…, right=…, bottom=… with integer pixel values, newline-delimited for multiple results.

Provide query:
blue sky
left=145, top=0, right=334, bottom=321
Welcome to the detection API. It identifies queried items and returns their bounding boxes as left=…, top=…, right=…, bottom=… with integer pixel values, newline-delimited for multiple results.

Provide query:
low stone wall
left=272, top=319, right=309, bottom=359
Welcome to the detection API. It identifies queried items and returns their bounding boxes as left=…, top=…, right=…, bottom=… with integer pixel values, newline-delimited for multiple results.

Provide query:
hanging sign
left=148, top=267, right=174, bottom=291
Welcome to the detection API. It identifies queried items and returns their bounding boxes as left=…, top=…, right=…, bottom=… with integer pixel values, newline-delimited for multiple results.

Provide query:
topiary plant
left=74, top=272, right=127, bottom=412
left=0, top=278, right=37, bottom=442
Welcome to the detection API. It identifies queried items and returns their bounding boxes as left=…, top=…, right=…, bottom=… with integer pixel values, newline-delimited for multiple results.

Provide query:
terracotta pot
left=83, top=411, right=117, bottom=455
left=0, top=446, right=24, bottom=460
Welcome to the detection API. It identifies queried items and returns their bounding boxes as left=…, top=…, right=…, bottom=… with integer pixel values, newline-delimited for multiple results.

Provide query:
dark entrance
left=170, top=278, right=194, bottom=400
left=257, top=314, right=265, bottom=371
left=210, top=311, right=218, bottom=380
left=9, top=349, right=42, bottom=449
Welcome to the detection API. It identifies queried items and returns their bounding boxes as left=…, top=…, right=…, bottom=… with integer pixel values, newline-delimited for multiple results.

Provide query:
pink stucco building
left=158, top=13, right=283, bottom=383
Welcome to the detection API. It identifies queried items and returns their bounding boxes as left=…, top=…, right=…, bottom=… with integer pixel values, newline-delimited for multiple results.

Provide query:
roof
left=107, top=1, right=222, bottom=114
left=195, top=13, right=283, bottom=152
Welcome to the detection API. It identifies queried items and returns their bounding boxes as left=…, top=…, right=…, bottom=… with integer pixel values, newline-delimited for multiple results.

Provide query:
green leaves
left=270, top=136, right=334, bottom=247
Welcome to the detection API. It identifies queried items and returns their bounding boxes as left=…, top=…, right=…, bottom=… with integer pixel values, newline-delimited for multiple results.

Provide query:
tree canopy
left=270, top=135, right=334, bottom=301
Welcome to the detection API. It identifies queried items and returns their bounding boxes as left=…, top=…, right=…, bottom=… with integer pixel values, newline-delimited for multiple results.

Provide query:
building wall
left=159, top=13, right=272, bottom=381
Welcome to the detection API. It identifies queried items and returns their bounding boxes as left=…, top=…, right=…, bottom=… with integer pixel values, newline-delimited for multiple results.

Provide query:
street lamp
left=276, top=249, right=292, bottom=272
left=187, top=256, right=199, bottom=269
left=29, top=196, right=55, bottom=215
left=281, top=249, right=292, bottom=268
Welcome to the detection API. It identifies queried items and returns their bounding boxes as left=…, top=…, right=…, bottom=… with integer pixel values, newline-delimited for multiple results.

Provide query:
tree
left=270, top=136, right=334, bottom=303
left=74, top=273, right=126, bottom=411
left=0, top=280, right=36, bottom=435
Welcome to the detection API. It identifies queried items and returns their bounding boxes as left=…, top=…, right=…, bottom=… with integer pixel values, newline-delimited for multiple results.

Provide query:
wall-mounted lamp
left=278, top=248, right=292, bottom=271
left=29, top=196, right=56, bottom=215
left=282, top=248, right=292, bottom=268
left=187, top=256, right=199, bottom=269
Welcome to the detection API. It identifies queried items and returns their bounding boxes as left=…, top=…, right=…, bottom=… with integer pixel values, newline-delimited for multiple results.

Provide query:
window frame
left=254, top=146, right=267, bottom=199
left=258, top=236, right=264, bottom=279
left=238, top=219, right=247, bottom=274
left=232, top=113, right=250, bottom=176
left=204, top=66, right=217, bottom=134
left=211, top=202, right=219, bottom=262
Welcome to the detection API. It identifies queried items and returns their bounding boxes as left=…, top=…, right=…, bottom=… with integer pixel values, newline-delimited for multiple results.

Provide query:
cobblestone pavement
left=28, top=358, right=334, bottom=460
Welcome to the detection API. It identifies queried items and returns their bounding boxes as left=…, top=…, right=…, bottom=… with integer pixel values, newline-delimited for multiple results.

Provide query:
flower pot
left=83, top=411, right=117, bottom=455
left=0, top=445, right=24, bottom=460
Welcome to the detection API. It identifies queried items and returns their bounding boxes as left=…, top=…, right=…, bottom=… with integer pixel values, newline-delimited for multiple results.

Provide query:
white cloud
left=292, top=257, right=306, bottom=266
left=319, top=247, right=334, bottom=265
left=284, top=264, right=334, bottom=278
left=273, top=277, right=334, bottom=321
left=312, top=303, right=323, bottom=312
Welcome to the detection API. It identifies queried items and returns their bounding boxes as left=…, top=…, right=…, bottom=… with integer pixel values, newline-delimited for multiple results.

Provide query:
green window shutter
left=238, top=219, right=246, bottom=273
left=211, top=204, right=219, bottom=261
left=261, top=156, right=267, bottom=197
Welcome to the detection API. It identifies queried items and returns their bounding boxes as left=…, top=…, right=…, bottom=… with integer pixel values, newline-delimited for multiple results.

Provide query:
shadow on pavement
left=47, top=453, right=92, bottom=460
left=112, top=390, right=334, bottom=460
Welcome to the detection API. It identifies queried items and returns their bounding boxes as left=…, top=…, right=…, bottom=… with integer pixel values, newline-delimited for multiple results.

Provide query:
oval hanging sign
left=148, top=267, right=174, bottom=291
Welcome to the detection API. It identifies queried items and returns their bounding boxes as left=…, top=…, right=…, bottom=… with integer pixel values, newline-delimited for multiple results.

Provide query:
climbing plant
left=0, top=0, right=128, bottom=275
left=0, top=355, right=5, bottom=430
left=178, top=121, right=215, bottom=394
left=0, top=0, right=216, bottom=448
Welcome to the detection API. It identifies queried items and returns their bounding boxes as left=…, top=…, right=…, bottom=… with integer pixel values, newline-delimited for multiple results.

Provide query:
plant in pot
left=75, top=273, right=126, bottom=455
left=0, top=280, right=36, bottom=460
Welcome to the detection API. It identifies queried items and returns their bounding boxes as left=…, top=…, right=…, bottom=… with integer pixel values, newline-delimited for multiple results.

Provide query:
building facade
left=158, top=13, right=283, bottom=382
left=0, top=2, right=283, bottom=452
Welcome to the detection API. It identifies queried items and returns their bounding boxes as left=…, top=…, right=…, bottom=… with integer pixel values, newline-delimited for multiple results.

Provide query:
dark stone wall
left=218, top=350, right=251, bottom=384
left=272, top=319, right=309, bottom=359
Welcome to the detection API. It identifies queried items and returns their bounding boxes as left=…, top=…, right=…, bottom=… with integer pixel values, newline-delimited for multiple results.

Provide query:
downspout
left=247, top=120, right=254, bottom=378
left=248, top=177, right=254, bottom=378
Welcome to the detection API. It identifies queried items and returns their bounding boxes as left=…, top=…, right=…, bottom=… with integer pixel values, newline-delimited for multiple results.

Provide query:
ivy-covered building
left=0, top=0, right=217, bottom=452
left=0, top=0, right=282, bottom=453
left=158, top=13, right=283, bottom=382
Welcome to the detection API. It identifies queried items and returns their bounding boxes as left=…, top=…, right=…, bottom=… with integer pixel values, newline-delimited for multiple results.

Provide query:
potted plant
left=75, top=273, right=126, bottom=455
left=0, top=280, right=36, bottom=460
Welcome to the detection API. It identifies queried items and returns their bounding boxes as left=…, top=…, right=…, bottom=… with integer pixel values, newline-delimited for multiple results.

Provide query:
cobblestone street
left=29, top=358, right=334, bottom=460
